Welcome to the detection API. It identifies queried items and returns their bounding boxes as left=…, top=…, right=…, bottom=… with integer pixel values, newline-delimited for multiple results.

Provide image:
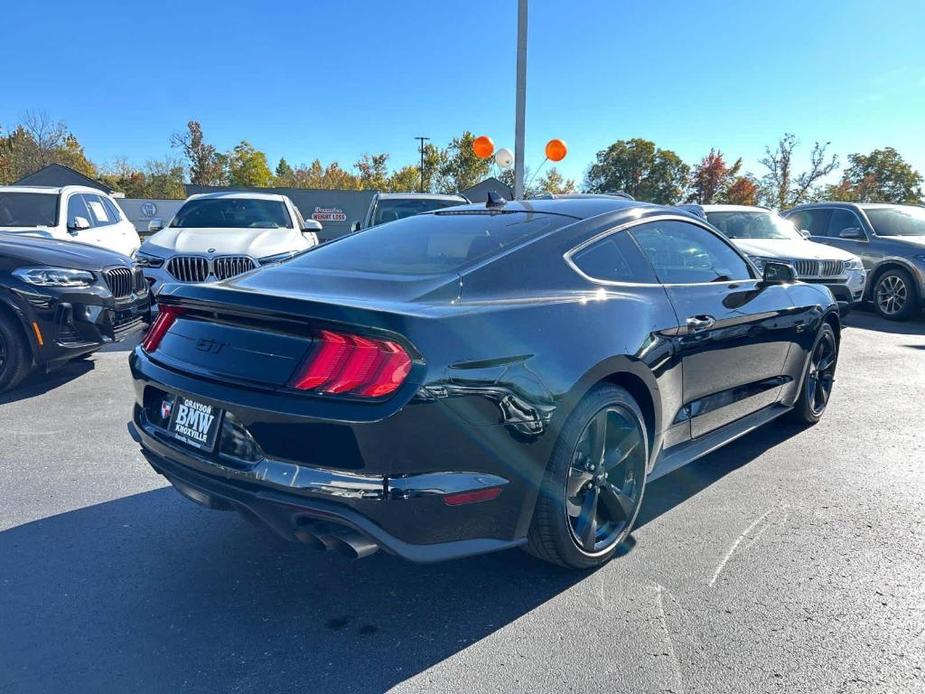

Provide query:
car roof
left=442, top=197, right=653, bottom=220
left=701, top=204, right=772, bottom=213
left=375, top=192, right=467, bottom=201
left=785, top=201, right=920, bottom=212
left=186, top=191, right=291, bottom=202
left=0, top=184, right=106, bottom=196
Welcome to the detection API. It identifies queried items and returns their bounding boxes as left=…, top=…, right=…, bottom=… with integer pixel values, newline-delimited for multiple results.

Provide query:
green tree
left=227, top=141, right=272, bottom=187
left=354, top=153, right=390, bottom=190
left=825, top=148, right=923, bottom=203
left=687, top=149, right=742, bottom=203
left=387, top=165, right=423, bottom=192
left=436, top=131, right=491, bottom=193
left=585, top=138, right=690, bottom=204
left=142, top=158, right=186, bottom=199
left=759, top=133, right=838, bottom=209
left=274, top=157, right=294, bottom=185
left=0, top=112, right=98, bottom=183
left=170, top=120, right=225, bottom=186
left=534, top=166, right=576, bottom=195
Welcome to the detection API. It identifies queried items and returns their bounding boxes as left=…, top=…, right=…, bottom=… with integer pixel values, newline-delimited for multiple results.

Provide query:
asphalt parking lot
left=1, top=310, right=923, bottom=694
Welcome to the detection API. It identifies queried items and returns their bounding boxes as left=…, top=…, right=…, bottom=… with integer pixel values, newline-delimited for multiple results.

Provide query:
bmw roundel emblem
left=207, top=248, right=216, bottom=254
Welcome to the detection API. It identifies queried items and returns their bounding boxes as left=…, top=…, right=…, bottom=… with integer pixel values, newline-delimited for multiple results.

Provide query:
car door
left=822, top=208, right=881, bottom=271
left=101, top=194, right=141, bottom=256
left=80, top=193, right=132, bottom=256
left=629, top=218, right=799, bottom=438
left=64, top=193, right=98, bottom=246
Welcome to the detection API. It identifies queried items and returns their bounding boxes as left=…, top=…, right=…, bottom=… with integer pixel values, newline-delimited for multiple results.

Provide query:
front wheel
left=527, top=385, right=649, bottom=569
left=790, top=323, right=838, bottom=425
left=873, top=268, right=919, bottom=321
left=0, top=314, right=32, bottom=393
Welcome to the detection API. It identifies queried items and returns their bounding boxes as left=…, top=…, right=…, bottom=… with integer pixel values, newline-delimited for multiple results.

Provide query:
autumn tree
left=759, top=133, right=838, bottom=209
left=387, top=165, right=422, bottom=192
left=170, top=121, right=225, bottom=186
left=824, top=148, right=923, bottom=203
left=354, top=153, right=390, bottom=190
left=0, top=112, right=97, bottom=183
left=722, top=175, right=761, bottom=206
left=534, top=166, right=576, bottom=195
left=585, top=138, right=689, bottom=204
left=227, top=141, right=272, bottom=187
left=687, top=149, right=742, bottom=203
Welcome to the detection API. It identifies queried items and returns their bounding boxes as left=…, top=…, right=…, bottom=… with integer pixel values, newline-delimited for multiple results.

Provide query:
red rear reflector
left=442, top=487, right=503, bottom=506
left=142, top=306, right=182, bottom=353
left=290, top=330, right=413, bottom=398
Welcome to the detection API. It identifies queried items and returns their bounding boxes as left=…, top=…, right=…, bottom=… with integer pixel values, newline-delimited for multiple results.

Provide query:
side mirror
left=68, top=216, right=90, bottom=233
left=301, top=219, right=322, bottom=233
left=763, top=261, right=798, bottom=284
left=147, top=218, right=164, bottom=233
left=351, top=221, right=361, bottom=232
left=798, top=229, right=812, bottom=239
left=839, top=227, right=864, bottom=240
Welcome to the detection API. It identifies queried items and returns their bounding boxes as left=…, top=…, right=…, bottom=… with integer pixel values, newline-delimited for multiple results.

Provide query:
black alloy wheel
left=0, top=314, right=30, bottom=393
left=790, top=322, right=838, bottom=425
left=527, top=385, right=648, bottom=569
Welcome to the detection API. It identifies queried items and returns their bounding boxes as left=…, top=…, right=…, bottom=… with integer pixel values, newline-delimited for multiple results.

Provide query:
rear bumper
left=132, top=419, right=524, bottom=562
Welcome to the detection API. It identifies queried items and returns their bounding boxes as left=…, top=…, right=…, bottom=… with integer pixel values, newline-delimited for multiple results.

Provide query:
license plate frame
left=165, top=395, right=222, bottom=452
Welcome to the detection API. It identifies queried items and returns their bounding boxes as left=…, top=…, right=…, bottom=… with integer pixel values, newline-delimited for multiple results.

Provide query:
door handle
left=686, top=315, right=716, bottom=331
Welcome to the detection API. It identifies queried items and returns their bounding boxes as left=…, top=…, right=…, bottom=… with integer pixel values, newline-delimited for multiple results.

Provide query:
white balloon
left=494, top=147, right=514, bottom=169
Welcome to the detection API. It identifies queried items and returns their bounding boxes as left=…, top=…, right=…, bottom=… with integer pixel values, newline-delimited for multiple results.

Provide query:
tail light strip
left=290, top=329, right=412, bottom=398
left=141, top=305, right=183, bottom=353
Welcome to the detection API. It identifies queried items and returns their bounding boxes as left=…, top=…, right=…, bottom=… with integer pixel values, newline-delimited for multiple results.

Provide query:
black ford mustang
left=0, top=233, right=148, bottom=392
left=129, top=196, right=840, bottom=568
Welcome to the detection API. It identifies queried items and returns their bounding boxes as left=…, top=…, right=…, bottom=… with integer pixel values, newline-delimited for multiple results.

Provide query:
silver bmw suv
left=784, top=203, right=925, bottom=321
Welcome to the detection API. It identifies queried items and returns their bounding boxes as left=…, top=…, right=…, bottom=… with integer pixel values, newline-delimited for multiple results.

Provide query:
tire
left=0, top=313, right=32, bottom=393
left=790, top=323, right=838, bottom=425
left=527, top=384, right=649, bottom=569
left=872, top=268, right=919, bottom=321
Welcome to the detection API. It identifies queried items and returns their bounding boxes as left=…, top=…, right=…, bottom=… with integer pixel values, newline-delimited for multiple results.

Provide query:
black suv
left=0, top=233, right=149, bottom=392
left=784, top=203, right=925, bottom=320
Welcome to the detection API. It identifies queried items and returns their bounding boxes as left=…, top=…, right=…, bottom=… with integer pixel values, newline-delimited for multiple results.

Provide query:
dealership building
left=15, top=164, right=512, bottom=240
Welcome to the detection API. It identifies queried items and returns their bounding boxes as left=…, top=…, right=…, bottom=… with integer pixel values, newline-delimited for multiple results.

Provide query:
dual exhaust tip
left=294, top=520, right=379, bottom=559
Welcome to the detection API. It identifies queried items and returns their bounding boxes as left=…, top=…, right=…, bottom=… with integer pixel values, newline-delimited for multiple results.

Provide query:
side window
left=101, top=196, right=124, bottom=224
left=570, top=231, right=657, bottom=283
left=630, top=220, right=753, bottom=284
left=83, top=194, right=113, bottom=227
left=827, top=209, right=863, bottom=237
left=66, top=194, right=92, bottom=228
left=792, top=209, right=832, bottom=237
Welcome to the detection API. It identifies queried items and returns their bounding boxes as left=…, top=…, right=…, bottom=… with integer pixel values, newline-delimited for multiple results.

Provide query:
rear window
left=292, top=211, right=567, bottom=275
left=0, top=192, right=58, bottom=227
left=372, top=198, right=465, bottom=226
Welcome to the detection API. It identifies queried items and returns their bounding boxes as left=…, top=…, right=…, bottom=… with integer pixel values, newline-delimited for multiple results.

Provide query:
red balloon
left=472, top=135, right=495, bottom=160
left=545, top=139, right=568, bottom=162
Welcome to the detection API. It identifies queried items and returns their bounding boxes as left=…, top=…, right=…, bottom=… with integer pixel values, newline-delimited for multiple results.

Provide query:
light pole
left=414, top=136, right=430, bottom=193
left=513, top=0, right=528, bottom=199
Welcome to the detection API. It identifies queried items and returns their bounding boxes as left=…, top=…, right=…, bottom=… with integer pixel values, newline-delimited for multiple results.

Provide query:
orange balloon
left=472, top=135, right=495, bottom=160
left=545, top=138, right=568, bottom=162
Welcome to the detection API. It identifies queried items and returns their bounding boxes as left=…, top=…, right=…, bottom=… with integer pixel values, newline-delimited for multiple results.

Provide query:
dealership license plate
left=165, top=396, right=221, bottom=451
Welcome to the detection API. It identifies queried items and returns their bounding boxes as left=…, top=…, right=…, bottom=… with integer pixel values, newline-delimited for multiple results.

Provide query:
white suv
left=135, top=192, right=321, bottom=296
left=0, top=185, right=141, bottom=257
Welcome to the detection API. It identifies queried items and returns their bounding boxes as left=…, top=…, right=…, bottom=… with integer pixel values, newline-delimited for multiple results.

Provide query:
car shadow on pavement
left=843, top=308, right=925, bottom=335
left=0, top=420, right=805, bottom=693
left=0, top=358, right=95, bottom=405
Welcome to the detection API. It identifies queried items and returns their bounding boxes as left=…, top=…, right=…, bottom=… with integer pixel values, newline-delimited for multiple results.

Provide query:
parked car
left=0, top=233, right=148, bottom=392
left=683, top=204, right=866, bottom=314
left=784, top=203, right=925, bottom=320
left=351, top=192, right=467, bottom=231
left=0, top=185, right=142, bottom=257
left=134, top=192, right=322, bottom=297
left=129, top=198, right=840, bottom=569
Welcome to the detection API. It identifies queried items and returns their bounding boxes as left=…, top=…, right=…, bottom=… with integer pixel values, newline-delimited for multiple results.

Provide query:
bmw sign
left=140, top=201, right=158, bottom=218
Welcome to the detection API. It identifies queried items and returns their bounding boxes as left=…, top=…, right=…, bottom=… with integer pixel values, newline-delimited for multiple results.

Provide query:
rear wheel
left=527, top=385, right=648, bottom=569
left=873, top=268, right=919, bottom=321
left=790, top=323, right=838, bottom=425
left=0, top=314, right=32, bottom=393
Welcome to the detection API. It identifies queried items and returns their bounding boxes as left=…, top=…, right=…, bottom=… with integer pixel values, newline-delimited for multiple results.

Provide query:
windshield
left=706, top=211, right=802, bottom=240
left=865, top=206, right=925, bottom=237
left=292, top=211, right=565, bottom=275
left=0, top=192, right=58, bottom=227
left=372, top=198, right=465, bottom=226
left=171, top=198, right=292, bottom=229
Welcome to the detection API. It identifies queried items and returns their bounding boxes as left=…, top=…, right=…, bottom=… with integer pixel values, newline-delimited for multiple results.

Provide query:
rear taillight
left=290, top=329, right=412, bottom=398
left=142, top=306, right=183, bottom=353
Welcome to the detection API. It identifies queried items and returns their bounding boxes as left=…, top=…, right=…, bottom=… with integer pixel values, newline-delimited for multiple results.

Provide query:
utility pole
left=415, top=136, right=430, bottom=193
left=513, top=0, right=528, bottom=199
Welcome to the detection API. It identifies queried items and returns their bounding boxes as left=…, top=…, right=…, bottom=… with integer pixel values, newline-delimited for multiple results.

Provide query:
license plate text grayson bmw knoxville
left=129, top=196, right=840, bottom=569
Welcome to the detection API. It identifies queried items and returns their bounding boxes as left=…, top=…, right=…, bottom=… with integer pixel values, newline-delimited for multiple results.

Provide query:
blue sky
left=4, top=0, right=924, bottom=185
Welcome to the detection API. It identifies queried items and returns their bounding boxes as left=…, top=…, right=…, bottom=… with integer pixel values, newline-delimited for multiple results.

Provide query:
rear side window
left=570, top=231, right=657, bottom=283
left=101, top=196, right=124, bottom=223
left=291, top=211, right=567, bottom=275
left=0, top=192, right=57, bottom=227
left=630, top=220, right=753, bottom=284
left=827, top=209, right=863, bottom=237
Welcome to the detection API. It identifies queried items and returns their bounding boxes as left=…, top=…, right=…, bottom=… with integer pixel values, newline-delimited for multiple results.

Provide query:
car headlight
left=844, top=257, right=864, bottom=271
left=13, top=267, right=95, bottom=287
left=747, top=256, right=781, bottom=273
left=133, top=250, right=165, bottom=268
left=258, top=250, right=300, bottom=265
